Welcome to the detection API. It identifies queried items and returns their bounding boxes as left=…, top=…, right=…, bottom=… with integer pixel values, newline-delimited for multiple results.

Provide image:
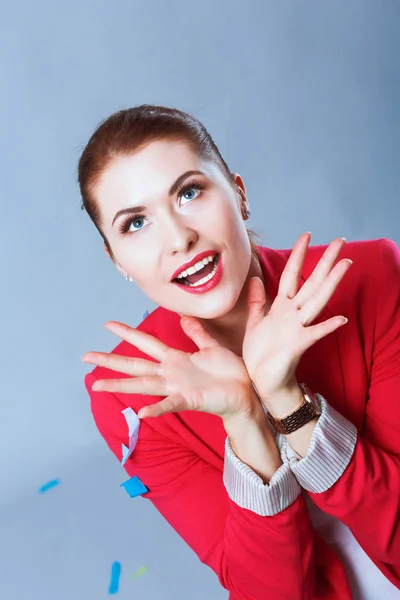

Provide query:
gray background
left=1, top=1, right=399, bottom=599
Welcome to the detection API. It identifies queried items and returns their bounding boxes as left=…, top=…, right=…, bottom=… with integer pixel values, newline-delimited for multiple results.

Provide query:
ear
left=115, top=264, right=128, bottom=278
left=103, top=245, right=127, bottom=277
left=104, top=244, right=113, bottom=260
left=231, top=173, right=247, bottom=200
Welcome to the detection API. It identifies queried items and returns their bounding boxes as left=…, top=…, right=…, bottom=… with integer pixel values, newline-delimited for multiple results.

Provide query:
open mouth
left=173, top=254, right=219, bottom=287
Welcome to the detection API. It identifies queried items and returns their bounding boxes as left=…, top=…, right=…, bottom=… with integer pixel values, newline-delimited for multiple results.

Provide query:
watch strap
left=267, top=383, right=321, bottom=434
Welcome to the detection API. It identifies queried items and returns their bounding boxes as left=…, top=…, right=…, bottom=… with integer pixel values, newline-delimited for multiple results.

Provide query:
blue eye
left=130, top=216, right=146, bottom=231
left=118, top=179, right=205, bottom=235
left=181, top=186, right=200, bottom=202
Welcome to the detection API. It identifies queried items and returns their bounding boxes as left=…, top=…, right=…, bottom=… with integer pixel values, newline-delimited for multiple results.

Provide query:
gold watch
left=266, top=383, right=322, bottom=434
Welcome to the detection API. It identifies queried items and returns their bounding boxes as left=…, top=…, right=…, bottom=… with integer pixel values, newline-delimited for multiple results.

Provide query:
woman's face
left=94, top=139, right=255, bottom=321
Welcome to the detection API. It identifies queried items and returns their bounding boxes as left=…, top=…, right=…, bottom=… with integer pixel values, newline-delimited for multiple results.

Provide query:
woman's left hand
left=242, top=233, right=353, bottom=405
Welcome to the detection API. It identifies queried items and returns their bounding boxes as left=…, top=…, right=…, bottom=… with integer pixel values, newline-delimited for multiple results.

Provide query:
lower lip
left=173, top=255, right=223, bottom=294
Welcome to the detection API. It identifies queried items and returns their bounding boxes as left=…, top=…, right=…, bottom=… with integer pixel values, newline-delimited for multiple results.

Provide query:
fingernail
left=339, top=237, right=347, bottom=241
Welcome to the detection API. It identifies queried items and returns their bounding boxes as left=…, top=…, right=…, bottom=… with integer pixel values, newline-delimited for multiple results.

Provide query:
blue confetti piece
left=38, top=479, right=60, bottom=493
left=108, top=561, right=121, bottom=595
left=142, top=310, right=149, bottom=320
left=120, top=476, right=148, bottom=498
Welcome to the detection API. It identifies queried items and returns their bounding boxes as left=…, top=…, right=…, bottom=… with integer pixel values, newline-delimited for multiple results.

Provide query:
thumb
left=246, top=277, right=268, bottom=330
left=180, top=315, right=221, bottom=350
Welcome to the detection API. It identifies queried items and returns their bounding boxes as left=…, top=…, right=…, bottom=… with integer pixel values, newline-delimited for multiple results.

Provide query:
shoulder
left=84, top=306, right=187, bottom=442
left=304, top=237, right=397, bottom=271
left=259, top=237, right=399, bottom=326
left=304, top=238, right=399, bottom=331
left=259, top=237, right=398, bottom=294
left=304, top=237, right=399, bottom=291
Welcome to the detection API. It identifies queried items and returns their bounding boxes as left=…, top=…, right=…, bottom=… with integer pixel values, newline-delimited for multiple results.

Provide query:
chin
left=190, top=292, right=242, bottom=321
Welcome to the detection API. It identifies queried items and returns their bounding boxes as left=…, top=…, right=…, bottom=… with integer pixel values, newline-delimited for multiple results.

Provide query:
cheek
left=218, top=207, right=249, bottom=242
left=212, top=203, right=241, bottom=231
left=117, top=251, right=157, bottom=285
left=131, top=264, right=156, bottom=285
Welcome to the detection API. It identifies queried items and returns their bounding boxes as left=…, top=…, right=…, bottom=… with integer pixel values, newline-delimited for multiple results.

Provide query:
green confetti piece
left=129, top=566, right=148, bottom=579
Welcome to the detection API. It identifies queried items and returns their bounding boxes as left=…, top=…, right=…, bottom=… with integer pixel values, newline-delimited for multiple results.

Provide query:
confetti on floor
left=108, top=561, right=121, bottom=595
left=129, top=566, right=148, bottom=579
left=120, top=476, right=148, bottom=498
left=38, top=479, right=60, bottom=493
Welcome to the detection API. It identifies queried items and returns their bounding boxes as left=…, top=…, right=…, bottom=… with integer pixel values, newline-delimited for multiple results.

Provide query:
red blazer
left=85, top=237, right=400, bottom=599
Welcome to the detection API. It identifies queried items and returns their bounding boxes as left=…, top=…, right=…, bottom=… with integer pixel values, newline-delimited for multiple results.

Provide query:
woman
left=79, top=105, right=400, bottom=599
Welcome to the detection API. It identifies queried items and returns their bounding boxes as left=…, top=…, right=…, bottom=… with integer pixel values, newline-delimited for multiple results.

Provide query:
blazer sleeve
left=286, top=238, right=400, bottom=564
left=86, top=372, right=317, bottom=600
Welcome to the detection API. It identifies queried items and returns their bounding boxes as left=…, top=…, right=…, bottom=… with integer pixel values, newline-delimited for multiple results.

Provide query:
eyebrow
left=111, top=169, right=206, bottom=227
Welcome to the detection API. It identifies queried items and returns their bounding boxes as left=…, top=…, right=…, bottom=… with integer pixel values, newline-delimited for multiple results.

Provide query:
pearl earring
left=125, top=275, right=133, bottom=282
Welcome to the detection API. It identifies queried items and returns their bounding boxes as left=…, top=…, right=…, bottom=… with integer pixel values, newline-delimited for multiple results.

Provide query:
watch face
left=301, top=384, right=322, bottom=416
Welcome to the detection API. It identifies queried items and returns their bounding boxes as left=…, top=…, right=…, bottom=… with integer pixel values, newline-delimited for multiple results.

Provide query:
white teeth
left=176, top=254, right=216, bottom=279
left=184, top=256, right=219, bottom=287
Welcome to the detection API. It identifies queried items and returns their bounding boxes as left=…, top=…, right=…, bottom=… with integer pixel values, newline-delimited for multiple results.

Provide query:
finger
left=278, top=233, right=311, bottom=299
left=138, top=393, right=189, bottom=418
left=302, top=315, right=348, bottom=349
left=297, top=259, right=353, bottom=325
left=83, top=352, right=160, bottom=377
left=295, top=238, right=347, bottom=307
left=105, top=321, right=169, bottom=362
left=91, top=375, right=166, bottom=395
left=246, top=277, right=268, bottom=330
left=180, top=316, right=220, bottom=350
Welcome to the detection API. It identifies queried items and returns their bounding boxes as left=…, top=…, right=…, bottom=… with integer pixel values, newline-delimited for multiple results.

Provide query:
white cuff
left=286, top=394, right=358, bottom=493
left=223, top=433, right=301, bottom=516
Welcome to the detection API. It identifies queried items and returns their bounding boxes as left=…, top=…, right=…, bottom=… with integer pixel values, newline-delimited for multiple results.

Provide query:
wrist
left=260, top=383, right=304, bottom=419
left=225, top=394, right=278, bottom=448
left=225, top=384, right=268, bottom=428
left=261, top=382, right=321, bottom=443
left=223, top=407, right=283, bottom=483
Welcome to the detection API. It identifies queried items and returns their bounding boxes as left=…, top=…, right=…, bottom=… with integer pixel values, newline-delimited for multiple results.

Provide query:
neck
left=199, top=252, right=269, bottom=356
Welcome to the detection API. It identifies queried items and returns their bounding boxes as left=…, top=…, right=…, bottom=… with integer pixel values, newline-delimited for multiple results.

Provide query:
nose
left=161, top=212, right=199, bottom=254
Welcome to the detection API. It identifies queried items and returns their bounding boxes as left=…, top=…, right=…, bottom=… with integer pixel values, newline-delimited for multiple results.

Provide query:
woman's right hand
left=82, top=316, right=262, bottom=423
